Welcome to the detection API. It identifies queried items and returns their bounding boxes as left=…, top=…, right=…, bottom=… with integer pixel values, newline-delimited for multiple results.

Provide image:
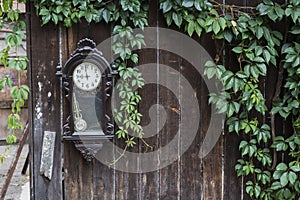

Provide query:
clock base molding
left=63, top=134, right=114, bottom=161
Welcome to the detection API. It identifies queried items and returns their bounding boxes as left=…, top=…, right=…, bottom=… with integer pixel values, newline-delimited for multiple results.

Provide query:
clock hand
left=85, top=65, right=89, bottom=80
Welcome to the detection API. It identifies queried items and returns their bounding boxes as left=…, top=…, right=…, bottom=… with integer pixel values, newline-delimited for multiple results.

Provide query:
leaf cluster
left=0, top=0, right=27, bottom=161
left=163, top=0, right=300, bottom=199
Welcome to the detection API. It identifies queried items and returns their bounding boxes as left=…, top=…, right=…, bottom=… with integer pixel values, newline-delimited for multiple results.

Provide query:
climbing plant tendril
left=1, top=0, right=298, bottom=199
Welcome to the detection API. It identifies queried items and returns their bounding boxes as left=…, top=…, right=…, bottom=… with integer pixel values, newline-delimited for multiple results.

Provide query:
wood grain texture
left=139, top=49, right=160, bottom=199
left=221, top=1, right=243, bottom=199
left=138, top=2, right=160, bottom=199
left=28, top=0, right=287, bottom=199
left=27, top=2, right=63, bottom=199
left=180, top=58, right=205, bottom=200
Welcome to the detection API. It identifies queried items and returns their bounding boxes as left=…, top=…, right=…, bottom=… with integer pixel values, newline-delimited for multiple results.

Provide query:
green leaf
left=103, top=9, right=110, bottom=23
left=182, top=1, right=193, bottom=8
left=194, top=2, right=202, bottom=11
left=72, top=0, right=80, bottom=6
left=246, top=52, right=255, bottom=61
left=270, top=181, right=281, bottom=190
left=85, top=12, right=93, bottom=23
left=197, top=18, right=205, bottom=27
left=204, top=67, right=216, bottom=79
left=246, top=181, right=254, bottom=196
left=253, top=57, right=264, bottom=63
left=250, top=65, right=259, bottom=79
left=280, top=172, right=289, bottom=187
left=232, top=47, right=243, bottom=53
left=194, top=23, right=202, bottom=37
left=276, top=163, right=288, bottom=171
left=218, top=17, right=226, bottom=30
left=213, top=20, right=221, bottom=34
left=160, top=1, right=172, bottom=13
left=232, top=78, right=240, bottom=93
left=52, top=13, right=59, bottom=24
left=290, top=165, right=300, bottom=172
left=39, top=8, right=50, bottom=15
left=172, top=12, right=182, bottom=27
left=254, top=185, right=261, bottom=198
left=290, top=25, right=300, bottom=34
left=288, top=171, right=297, bottom=185
left=130, top=54, right=138, bottom=63
left=224, top=30, right=233, bottom=42
left=210, top=9, right=218, bottom=16
left=236, top=71, right=248, bottom=79
left=257, top=63, right=267, bottom=75
left=256, top=26, right=264, bottom=39
left=187, top=21, right=195, bottom=36
left=222, top=71, right=234, bottom=88
left=263, top=50, right=271, bottom=64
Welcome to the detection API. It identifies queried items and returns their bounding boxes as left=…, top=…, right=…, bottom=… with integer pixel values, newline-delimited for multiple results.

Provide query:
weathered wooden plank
left=179, top=58, right=204, bottom=199
left=62, top=23, right=82, bottom=200
left=27, top=2, right=63, bottom=199
left=220, top=42, right=243, bottom=199
left=114, top=100, right=139, bottom=197
left=156, top=6, right=182, bottom=199
left=158, top=50, right=181, bottom=199
left=63, top=143, right=80, bottom=200
left=92, top=160, right=115, bottom=200
left=114, top=136, right=139, bottom=200
left=139, top=49, right=160, bottom=200
left=198, top=32, right=223, bottom=200
left=139, top=1, right=160, bottom=198
left=62, top=22, right=93, bottom=200
left=79, top=160, right=94, bottom=199
left=222, top=0, right=260, bottom=199
left=221, top=22, right=242, bottom=200
left=114, top=43, right=139, bottom=200
left=89, top=22, right=116, bottom=200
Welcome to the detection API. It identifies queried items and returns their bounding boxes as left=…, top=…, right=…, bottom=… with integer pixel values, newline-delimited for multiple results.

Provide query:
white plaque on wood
left=40, top=131, right=56, bottom=180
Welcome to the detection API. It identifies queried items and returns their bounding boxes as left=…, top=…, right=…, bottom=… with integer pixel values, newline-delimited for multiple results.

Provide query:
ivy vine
left=1, top=0, right=299, bottom=199
left=0, top=0, right=28, bottom=163
left=159, top=0, right=300, bottom=199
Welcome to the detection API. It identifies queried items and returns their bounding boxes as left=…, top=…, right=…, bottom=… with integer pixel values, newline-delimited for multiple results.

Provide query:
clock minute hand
left=85, top=65, right=89, bottom=80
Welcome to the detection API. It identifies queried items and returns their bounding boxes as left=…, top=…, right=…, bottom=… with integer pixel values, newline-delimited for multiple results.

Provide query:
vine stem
left=270, top=16, right=289, bottom=170
left=107, top=143, right=129, bottom=168
left=212, top=0, right=257, bottom=10
left=139, top=136, right=153, bottom=152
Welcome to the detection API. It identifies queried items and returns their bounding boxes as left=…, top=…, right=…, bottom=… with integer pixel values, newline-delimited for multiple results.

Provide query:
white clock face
left=73, top=62, right=101, bottom=91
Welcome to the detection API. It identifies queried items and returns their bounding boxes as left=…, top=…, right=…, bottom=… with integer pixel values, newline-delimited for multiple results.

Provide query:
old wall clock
left=57, top=38, right=117, bottom=161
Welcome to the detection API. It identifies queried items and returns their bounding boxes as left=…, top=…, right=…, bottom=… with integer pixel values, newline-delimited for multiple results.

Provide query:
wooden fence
left=27, top=0, right=285, bottom=199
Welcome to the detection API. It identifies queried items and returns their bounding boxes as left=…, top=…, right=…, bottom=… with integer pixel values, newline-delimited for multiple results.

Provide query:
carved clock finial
left=77, top=38, right=96, bottom=49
